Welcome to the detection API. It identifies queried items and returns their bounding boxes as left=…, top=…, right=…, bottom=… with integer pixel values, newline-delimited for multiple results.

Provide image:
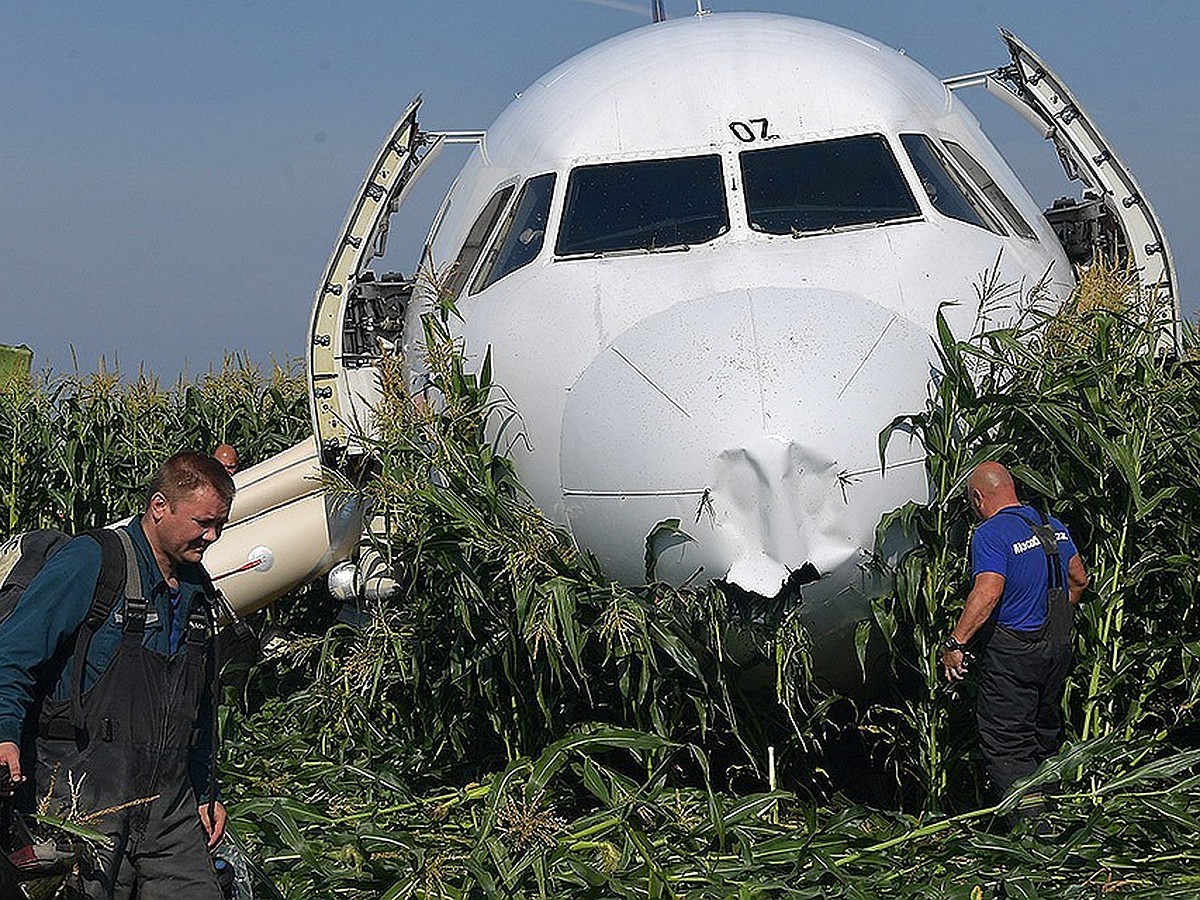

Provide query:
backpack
left=0, top=528, right=140, bottom=876
left=0, top=531, right=73, bottom=612
left=0, top=528, right=138, bottom=741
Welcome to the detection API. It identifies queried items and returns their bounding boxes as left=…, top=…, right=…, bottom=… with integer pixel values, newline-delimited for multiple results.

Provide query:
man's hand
left=198, top=800, right=227, bottom=850
left=1068, top=553, right=1089, bottom=606
left=941, top=648, right=969, bottom=682
left=0, top=741, right=22, bottom=795
left=941, top=572, right=1003, bottom=683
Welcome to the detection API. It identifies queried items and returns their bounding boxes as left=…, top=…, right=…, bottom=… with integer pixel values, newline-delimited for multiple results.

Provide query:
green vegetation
left=0, top=355, right=308, bottom=534
left=0, top=344, right=32, bottom=390
left=3, top=264, right=1199, bottom=897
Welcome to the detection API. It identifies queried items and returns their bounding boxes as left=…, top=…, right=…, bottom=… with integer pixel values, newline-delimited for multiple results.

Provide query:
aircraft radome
left=203, top=11, right=1178, bottom=684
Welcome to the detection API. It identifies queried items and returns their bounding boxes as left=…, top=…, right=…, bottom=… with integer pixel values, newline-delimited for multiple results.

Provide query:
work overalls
left=34, top=542, right=221, bottom=900
left=976, top=509, right=1074, bottom=810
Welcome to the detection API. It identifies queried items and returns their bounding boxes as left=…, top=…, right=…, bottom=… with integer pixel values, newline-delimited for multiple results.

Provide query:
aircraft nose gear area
left=560, top=286, right=930, bottom=658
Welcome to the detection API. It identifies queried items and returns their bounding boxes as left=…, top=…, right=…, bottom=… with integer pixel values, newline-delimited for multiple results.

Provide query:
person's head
left=966, top=461, right=1020, bottom=520
left=144, top=451, right=235, bottom=571
left=212, top=443, right=239, bottom=475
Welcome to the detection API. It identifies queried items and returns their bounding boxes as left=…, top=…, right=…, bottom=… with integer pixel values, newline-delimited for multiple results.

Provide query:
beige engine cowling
left=201, top=437, right=364, bottom=617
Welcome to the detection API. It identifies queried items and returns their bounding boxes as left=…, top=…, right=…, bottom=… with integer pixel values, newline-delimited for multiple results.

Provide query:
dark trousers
left=36, top=634, right=221, bottom=899
left=47, top=766, right=220, bottom=900
left=976, top=627, right=1072, bottom=803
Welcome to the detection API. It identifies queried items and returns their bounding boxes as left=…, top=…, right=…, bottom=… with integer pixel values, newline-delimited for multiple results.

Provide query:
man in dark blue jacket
left=940, top=461, right=1089, bottom=807
left=0, top=451, right=234, bottom=898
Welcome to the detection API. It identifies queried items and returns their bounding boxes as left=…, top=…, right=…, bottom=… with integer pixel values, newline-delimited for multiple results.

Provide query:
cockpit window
left=471, top=173, right=556, bottom=294
left=444, top=184, right=515, bottom=298
left=556, top=155, right=728, bottom=255
left=900, top=134, right=1006, bottom=236
left=740, top=134, right=920, bottom=235
left=942, top=140, right=1038, bottom=240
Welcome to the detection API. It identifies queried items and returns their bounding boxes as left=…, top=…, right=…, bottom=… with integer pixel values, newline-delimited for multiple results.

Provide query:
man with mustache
left=0, top=451, right=233, bottom=898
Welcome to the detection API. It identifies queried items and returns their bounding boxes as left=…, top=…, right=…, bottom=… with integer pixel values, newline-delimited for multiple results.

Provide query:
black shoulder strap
left=188, top=563, right=222, bottom=808
left=82, top=530, right=130, bottom=628
left=67, top=529, right=135, bottom=731
left=996, top=508, right=1064, bottom=591
left=1037, top=509, right=1066, bottom=593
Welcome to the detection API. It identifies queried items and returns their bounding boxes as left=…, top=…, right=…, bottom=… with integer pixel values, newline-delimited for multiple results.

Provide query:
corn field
left=3, top=266, right=1200, bottom=898
left=0, top=355, right=309, bottom=534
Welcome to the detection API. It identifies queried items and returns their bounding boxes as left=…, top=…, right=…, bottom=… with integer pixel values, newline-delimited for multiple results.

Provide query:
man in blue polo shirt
left=940, top=461, right=1088, bottom=808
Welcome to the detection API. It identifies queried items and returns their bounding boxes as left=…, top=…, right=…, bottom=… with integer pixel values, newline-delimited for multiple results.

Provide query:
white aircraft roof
left=483, top=13, right=958, bottom=167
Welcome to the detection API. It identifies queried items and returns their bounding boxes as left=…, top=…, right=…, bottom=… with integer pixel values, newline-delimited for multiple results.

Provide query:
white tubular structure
left=201, top=437, right=364, bottom=617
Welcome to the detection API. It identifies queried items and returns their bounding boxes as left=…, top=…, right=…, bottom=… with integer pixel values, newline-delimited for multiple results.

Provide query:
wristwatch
left=943, top=636, right=968, bottom=653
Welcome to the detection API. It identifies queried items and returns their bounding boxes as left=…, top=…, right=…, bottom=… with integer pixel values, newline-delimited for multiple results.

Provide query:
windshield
left=900, top=134, right=1005, bottom=236
left=942, top=140, right=1037, bottom=240
left=472, top=173, right=556, bottom=293
left=556, top=155, right=728, bottom=255
left=444, top=184, right=515, bottom=298
left=740, top=134, right=920, bottom=235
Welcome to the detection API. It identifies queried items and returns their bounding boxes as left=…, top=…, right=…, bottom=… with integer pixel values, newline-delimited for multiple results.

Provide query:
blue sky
left=1, top=1, right=1196, bottom=377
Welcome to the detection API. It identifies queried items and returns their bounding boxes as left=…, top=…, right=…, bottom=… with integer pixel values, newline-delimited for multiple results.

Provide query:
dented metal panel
left=561, top=286, right=929, bottom=607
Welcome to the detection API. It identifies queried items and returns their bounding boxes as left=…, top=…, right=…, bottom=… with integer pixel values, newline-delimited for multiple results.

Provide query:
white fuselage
left=402, top=13, right=1071, bottom=676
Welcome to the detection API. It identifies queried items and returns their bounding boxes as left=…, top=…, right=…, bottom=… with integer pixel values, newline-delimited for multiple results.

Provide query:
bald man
left=212, top=443, right=239, bottom=475
left=941, top=462, right=1088, bottom=810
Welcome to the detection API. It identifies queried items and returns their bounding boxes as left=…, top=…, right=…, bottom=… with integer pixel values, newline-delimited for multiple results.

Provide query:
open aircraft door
left=307, top=96, right=452, bottom=464
left=947, top=31, right=1181, bottom=352
left=204, top=101, right=456, bottom=617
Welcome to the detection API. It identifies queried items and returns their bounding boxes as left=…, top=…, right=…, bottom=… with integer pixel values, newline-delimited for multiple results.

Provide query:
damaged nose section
left=718, top=562, right=822, bottom=626
left=560, top=284, right=933, bottom=684
left=560, top=285, right=930, bottom=678
left=713, top=436, right=855, bottom=598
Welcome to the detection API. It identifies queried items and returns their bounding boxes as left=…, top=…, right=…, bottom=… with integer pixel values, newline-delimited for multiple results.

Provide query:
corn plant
left=872, top=259, right=1200, bottom=813
left=0, top=355, right=309, bottom=538
left=222, top=706, right=1200, bottom=897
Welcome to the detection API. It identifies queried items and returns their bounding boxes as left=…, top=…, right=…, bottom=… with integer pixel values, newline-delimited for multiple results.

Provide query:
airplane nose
left=560, top=286, right=931, bottom=609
